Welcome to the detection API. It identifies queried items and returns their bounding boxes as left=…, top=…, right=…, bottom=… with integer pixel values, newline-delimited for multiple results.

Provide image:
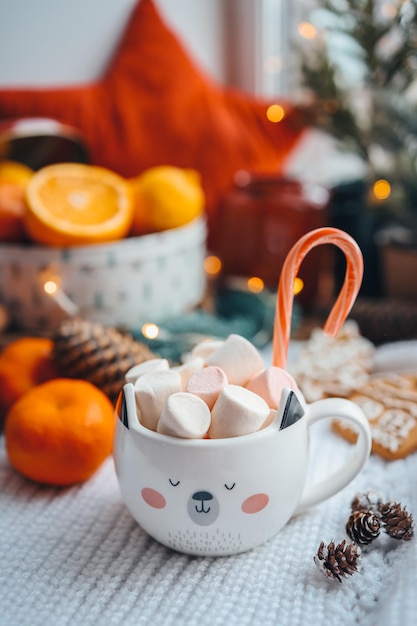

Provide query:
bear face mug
left=114, top=383, right=371, bottom=556
left=113, top=227, right=372, bottom=556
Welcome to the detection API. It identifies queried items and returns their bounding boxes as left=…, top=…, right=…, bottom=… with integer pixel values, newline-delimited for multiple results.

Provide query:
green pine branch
left=298, top=0, right=417, bottom=224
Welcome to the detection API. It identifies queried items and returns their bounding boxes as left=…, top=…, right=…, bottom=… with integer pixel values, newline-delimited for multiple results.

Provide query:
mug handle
left=294, top=397, right=372, bottom=515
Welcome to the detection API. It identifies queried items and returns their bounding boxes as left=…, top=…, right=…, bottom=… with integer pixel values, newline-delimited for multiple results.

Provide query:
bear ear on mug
left=115, top=387, right=130, bottom=430
left=278, top=390, right=305, bottom=431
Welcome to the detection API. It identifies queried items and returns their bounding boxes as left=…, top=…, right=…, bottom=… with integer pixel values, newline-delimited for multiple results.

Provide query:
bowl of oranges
left=0, top=160, right=207, bottom=331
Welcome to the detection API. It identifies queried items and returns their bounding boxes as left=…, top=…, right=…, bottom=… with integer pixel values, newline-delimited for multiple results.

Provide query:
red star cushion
left=0, top=0, right=306, bottom=244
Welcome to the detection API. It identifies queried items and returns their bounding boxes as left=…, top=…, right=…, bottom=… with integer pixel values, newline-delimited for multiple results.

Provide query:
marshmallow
left=205, top=334, right=264, bottom=386
left=245, top=366, right=298, bottom=409
left=185, top=366, right=228, bottom=409
left=191, top=339, right=224, bottom=361
left=157, top=392, right=211, bottom=439
left=125, top=358, right=169, bottom=384
left=134, top=370, right=182, bottom=431
left=209, top=384, right=270, bottom=439
left=171, top=357, right=204, bottom=388
left=262, top=409, right=277, bottom=430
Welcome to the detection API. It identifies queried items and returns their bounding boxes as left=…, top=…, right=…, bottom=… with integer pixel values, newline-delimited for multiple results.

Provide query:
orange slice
left=24, top=163, right=134, bottom=246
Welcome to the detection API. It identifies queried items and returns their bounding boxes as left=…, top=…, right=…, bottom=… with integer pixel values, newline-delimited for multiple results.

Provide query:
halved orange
left=24, top=163, right=134, bottom=247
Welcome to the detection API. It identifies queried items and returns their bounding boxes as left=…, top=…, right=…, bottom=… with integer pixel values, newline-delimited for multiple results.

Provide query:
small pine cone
left=351, top=491, right=383, bottom=515
left=346, top=510, right=381, bottom=544
left=53, top=318, right=156, bottom=403
left=314, top=540, right=361, bottom=582
left=379, top=502, right=414, bottom=541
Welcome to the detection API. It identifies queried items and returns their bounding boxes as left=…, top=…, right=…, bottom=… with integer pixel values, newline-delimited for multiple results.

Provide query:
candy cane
left=272, top=227, right=364, bottom=369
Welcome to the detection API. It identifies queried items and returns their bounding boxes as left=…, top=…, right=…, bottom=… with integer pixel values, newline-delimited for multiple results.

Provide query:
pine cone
left=346, top=510, right=381, bottom=544
left=351, top=491, right=383, bottom=515
left=53, top=318, right=156, bottom=403
left=379, top=502, right=414, bottom=541
left=314, top=540, right=361, bottom=582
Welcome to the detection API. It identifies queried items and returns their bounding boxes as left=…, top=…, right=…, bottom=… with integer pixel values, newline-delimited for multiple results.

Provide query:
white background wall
left=0, top=0, right=227, bottom=86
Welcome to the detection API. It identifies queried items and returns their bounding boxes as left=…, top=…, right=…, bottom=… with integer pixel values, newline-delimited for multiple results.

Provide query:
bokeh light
left=204, top=255, right=222, bottom=276
left=43, top=280, right=58, bottom=295
left=247, top=276, right=265, bottom=293
left=293, top=277, right=304, bottom=295
left=373, top=179, right=391, bottom=200
left=142, top=323, right=160, bottom=339
left=298, top=22, right=317, bottom=40
left=267, top=104, right=285, bottom=123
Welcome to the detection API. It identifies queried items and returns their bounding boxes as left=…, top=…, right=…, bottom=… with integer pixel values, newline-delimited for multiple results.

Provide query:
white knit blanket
left=1, top=342, right=417, bottom=626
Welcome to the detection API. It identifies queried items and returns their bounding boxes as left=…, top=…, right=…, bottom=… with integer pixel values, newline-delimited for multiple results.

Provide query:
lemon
left=129, top=166, right=205, bottom=235
left=0, top=161, right=34, bottom=243
left=0, top=160, right=34, bottom=186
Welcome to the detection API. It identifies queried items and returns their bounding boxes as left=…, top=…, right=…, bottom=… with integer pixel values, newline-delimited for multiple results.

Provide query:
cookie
left=289, top=320, right=375, bottom=402
left=332, top=373, right=417, bottom=460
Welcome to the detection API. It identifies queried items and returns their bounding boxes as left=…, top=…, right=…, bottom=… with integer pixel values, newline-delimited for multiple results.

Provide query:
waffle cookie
left=289, top=321, right=375, bottom=402
left=332, top=373, right=417, bottom=460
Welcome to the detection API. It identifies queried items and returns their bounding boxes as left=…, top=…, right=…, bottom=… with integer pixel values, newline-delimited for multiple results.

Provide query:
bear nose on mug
left=188, top=490, right=220, bottom=526
left=192, top=491, right=213, bottom=511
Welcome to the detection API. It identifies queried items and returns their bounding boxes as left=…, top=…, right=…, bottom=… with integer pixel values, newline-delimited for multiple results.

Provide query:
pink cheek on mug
left=241, top=493, right=269, bottom=514
left=141, top=487, right=166, bottom=509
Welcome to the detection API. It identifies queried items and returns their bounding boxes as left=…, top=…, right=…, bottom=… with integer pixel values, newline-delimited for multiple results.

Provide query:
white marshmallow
left=209, top=384, right=270, bottom=439
left=157, top=392, right=211, bottom=439
left=262, top=409, right=278, bottom=430
left=171, top=357, right=204, bottom=388
left=125, top=358, right=169, bottom=384
left=205, top=334, right=264, bottom=386
left=191, top=339, right=224, bottom=361
left=245, top=366, right=298, bottom=409
left=185, top=366, right=228, bottom=409
left=134, top=370, right=182, bottom=431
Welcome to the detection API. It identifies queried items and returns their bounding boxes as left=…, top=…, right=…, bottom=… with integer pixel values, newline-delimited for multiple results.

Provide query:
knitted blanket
left=1, top=342, right=416, bottom=626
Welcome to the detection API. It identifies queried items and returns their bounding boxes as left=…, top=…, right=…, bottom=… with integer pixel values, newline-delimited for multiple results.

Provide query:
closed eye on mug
left=169, top=479, right=180, bottom=486
left=224, top=483, right=236, bottom=490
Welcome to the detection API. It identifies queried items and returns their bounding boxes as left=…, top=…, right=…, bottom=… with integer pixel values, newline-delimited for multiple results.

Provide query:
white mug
left=114, top=383, right=371, bottom=556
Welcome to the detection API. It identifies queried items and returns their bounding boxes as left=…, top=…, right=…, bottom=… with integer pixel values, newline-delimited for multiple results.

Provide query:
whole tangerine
left=0, top=337, right=59, bottom=421
left=4, top=378, right=115, bottom=486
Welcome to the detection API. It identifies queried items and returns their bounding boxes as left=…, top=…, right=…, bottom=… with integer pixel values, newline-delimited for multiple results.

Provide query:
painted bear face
left=114, top=385, right=308, bottom=556
left=136, top=475, right=272, bottom=554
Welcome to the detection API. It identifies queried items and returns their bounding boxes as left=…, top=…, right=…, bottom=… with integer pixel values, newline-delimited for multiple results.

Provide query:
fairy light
left=293, top=277, right=304, bottom=295
left=298, top=21, right=317, bottom=40
left=266, top=104, right=285, bottom=123
left=44, top=279, right=59, bottom=295
left=247, top=276, right=265, bottom=294
left=41, top=275, right=79, bottom=317
left=142, top=322, right=160, bottom=340
left=204, top=255, right=222, bottom=276
left=373, top=179, right=391, bottom=200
